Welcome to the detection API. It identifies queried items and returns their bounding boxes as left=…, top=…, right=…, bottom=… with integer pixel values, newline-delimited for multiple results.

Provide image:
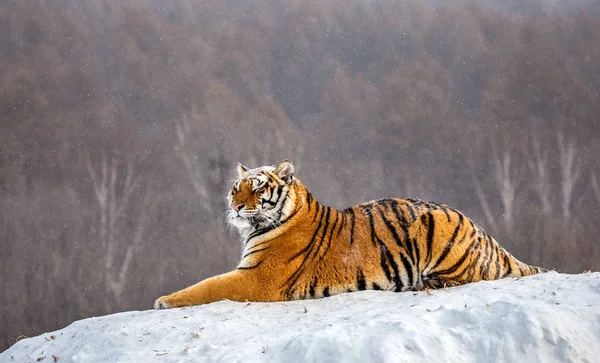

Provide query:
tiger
left=154, top=160, right=546, bottom=309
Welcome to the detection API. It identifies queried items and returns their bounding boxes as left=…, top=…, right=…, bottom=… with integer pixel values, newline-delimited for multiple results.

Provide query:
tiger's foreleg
left=154, top=270, right=279, bottom=309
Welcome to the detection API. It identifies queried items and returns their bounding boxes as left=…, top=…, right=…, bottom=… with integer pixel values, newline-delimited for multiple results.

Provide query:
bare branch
left=85, top=153, right=108, bottom=208
left=468, top=154, right=497, bottom=231
left=106, top=158, right=118, bottom=271
left=174, top=113, right=209, bottom=202
left=557, top=131, right=581, bottom=220
left=526, top=128, right=552, bottom=214
left=591, top=173, right=600, bottom=207
left=115, top=156, right=142, bottom=218
left=491, top=144, right=522, bottom=231
left=86, top=150, right=148, bottom=298
left=114, top=188, right=153, bottom=297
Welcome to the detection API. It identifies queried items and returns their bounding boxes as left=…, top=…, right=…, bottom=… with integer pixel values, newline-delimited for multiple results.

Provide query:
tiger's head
left=227, top=160, right=296, bottom=237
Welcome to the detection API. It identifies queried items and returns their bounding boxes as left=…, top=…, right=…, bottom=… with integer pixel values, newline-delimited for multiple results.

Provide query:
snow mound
left=2, top=272, right=600, bottom=363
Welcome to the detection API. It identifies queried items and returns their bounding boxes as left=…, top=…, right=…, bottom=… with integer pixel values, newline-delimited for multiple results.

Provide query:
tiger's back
left=154, top=160, right=546, bottom=309
left=275, top=196, right=544, bottom=300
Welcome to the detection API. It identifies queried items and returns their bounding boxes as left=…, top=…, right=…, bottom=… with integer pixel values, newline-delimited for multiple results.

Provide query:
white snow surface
left=3, top=272, right=600, bottom=363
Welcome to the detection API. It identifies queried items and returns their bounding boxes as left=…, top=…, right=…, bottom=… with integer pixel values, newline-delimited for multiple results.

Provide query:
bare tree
left=174, top=110, right=210, bottom=203
left=468, top=141, right=523, bottom=232
left=492, top=145, right=522, bottom=231
left=591, top=173, right=600, bottom=207
left=557, top=132, right=581, bottom=221
left=527, top=128, right=552, bottom=214
left=468, top=154, right=498, bottom=231
left=85, top=152, right=151, bottom=299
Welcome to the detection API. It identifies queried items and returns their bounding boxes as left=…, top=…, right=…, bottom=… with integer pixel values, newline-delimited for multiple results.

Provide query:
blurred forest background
left=1, top=0, right=600, bottom=351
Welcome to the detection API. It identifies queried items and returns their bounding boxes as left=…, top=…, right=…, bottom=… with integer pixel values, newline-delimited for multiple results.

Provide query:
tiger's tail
left=509, top=256, right=548, bottom=277
left=479, top=227, right=548, bottom=279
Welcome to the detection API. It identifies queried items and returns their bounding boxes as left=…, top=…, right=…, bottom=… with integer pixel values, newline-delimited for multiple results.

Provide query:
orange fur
left=154, top=160, right=546, bottom=308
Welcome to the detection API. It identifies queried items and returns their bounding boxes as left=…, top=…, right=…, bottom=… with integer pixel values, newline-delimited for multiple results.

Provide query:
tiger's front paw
left=153, top=295, right=171, bottom=309
left=154, top=295, right=186, bottom=309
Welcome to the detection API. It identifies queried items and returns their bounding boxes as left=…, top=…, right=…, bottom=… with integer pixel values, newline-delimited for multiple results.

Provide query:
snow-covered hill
left=2, top=272, right=599, bottom=363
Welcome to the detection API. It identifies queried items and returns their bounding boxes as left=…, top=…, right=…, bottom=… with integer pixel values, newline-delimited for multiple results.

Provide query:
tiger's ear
left=237, top=162, right=249, bottom=177
left=275, top=160, right=294, bottom=183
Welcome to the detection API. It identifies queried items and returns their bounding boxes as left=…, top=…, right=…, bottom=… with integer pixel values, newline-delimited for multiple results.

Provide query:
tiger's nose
left=232, top=203, right=245, bottom=212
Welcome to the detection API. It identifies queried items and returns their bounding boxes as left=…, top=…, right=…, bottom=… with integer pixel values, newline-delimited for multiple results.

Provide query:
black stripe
left=242, top=246, right=269, bottom=259
left=322, top=287, right=330, bottom=297
left=372, top=283, right=382, bottom=290
left=399, top=252, right=414, bottom=288
left=378, top=242, right=393, bottom=282
left=312, top=202, right=322, bottom=222
left=246, top=239, right=271, bottom=252
left=431, top=227, right=469, bottom=275
left=518, top=262, right=527, bottom=275
left=467, top=232, right=484, bottom=281
left=389, top=200, right=410, bottom=235
left=348, top=208, right=356, bottom=244
left=389, top=200, right=414, bottom=263
left=504, top=259, right=512, bottom=277
left=306, top=192, right=313, bottom=212
left=377, top=206, right=404, bottom=249
left=327, top=209, right=339, bottom=243
left=247, top=227, right=273, bottom=241
left=314, top=207, right=332, bottom=255
left=336, top=211, right=346, bottom=237
left=249, top=217, right=261, bottom=229
left=440, top=206, right=452, bottom=222
left=261, top=186, right=279, bottom=206
left=430, top=213, right=464, bottom=270
left=273, top=187, right=287, bottom=221
left=454, top=258, right=472, bottom=281
left=469, top=228, right=477, bottom=239
left=365, top=204, right=396, bottom=285
left=468, top=219, right=476, bottom=231
left=288, top=205, right=325, bottom=262
left=285, top=206, right=326, bottom=295
left=261, top=199, right=277, bottom=207
left=238, top=260, right=263, bottom=270
left=464, top=247, right=477, bottom=282
left=382, top=242, right=402, bottom=291
left=275, top=185, right=284, bottom=202
left=482, top=233, right=494, bottom=278
left=357, top=269, right=367, bottom=290
left=413, top=237, right=421, bottom=270
left=285, top=206, right=330, bottom=293
left=309, top=278, right=317, bottom=298
left=493, top=243, right=501, bottom=279
left=425, top=213, right=435, bottom=268
left=405, top=203, right=417, bottom=221
left=281, top=203, right=301, bottom=224
left=319, top=210, right=339, bottom=261
left=375, top=202, right=409, bottom=289
left=286, top=288, right=295, bottom=300
left=266, top=184, right=279, bottom=205
left=501, top=249, right=512, bottom=277
left=434, top=239, right=478, bottom=276
left=363, top=205, right=378, bottom=247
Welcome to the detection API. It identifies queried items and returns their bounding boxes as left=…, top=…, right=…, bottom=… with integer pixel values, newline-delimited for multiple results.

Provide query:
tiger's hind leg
left=409, top=208, right=502, bottom=287
left=409, top=207, right=544, bottom=287
left=422, top=276, right=463, bottom=289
